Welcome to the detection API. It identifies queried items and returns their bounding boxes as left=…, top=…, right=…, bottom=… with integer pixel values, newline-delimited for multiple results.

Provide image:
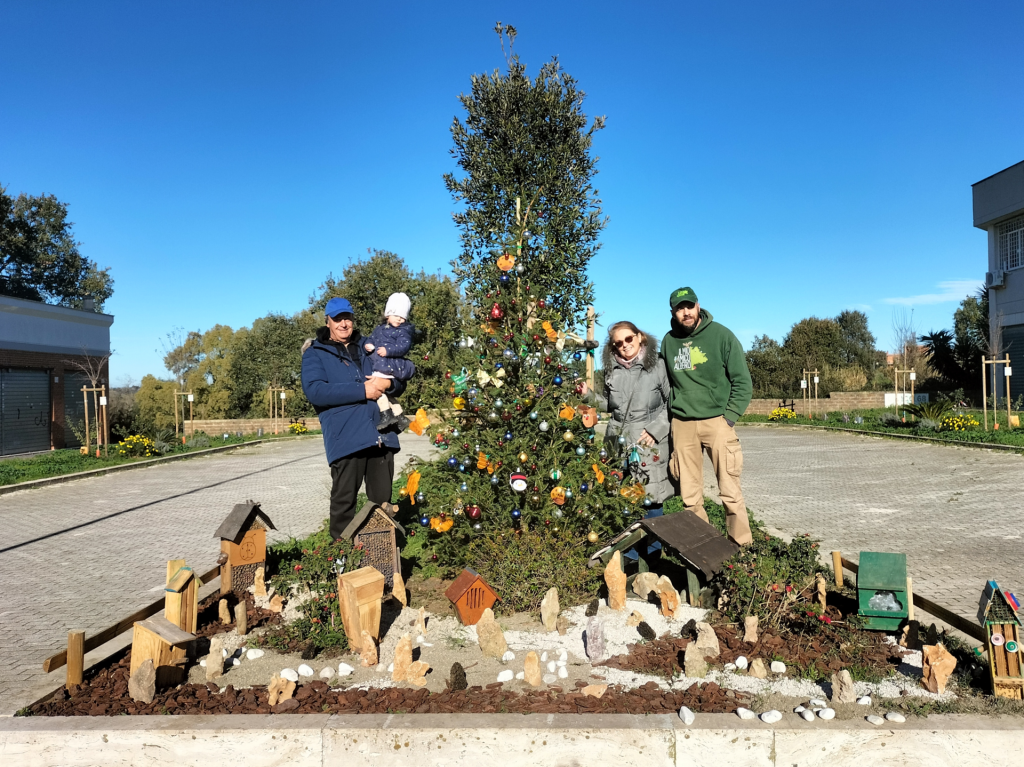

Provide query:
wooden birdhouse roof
left=639, top=511, right=741, bottom=581
left=444, top=568, right=498, bottom=604
left=339, top=501, right=405, bottom=541
left=979, top=580, right=1021, bottom=626
left=213, top=500, right=277, bottom=544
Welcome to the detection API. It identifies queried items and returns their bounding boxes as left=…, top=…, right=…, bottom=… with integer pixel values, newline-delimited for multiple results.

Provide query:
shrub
left=903, top=400, right=953, bottom=421
left=117, top=434, right=158, bottom=458
left=917, top=418, right=940, bottom=432
left=266, top=524, right=363, bottom=653
left=768, top=407, right=797, bottom=422
left=878, top=411, right=903, bottom=426
left=289, top=422, right=309, bottom=435
left=185, top=433, right=211, bottom=449
left=940, top=413, right=980, bottom=432
left=465, top=529, right=600, bottom=615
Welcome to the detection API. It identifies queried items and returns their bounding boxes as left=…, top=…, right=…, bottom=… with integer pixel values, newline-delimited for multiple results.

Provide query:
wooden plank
left=839, top=556, right=986, bottom=642
left=994, top=624, right=1008, bottom=678
left=831, top=551, right=843, bottom=588
left=66, top=631, right=84, bottom=686
left=166, top=568, right=194, bottom=593
left=137, top=614, right=196, bottom=646
left=1007, top=625, right=1021, bottom=677
left=42, top=564, right=219, bottom=672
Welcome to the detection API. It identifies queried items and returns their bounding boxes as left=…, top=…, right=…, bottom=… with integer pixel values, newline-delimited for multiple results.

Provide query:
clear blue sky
left=2, top=1, right=1020, bottom=383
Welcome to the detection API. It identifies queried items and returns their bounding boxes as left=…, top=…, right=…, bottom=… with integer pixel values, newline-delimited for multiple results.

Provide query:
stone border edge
left=0, top=434, right=321, bottom=496
left=741, top=421, right=1024, bottom=453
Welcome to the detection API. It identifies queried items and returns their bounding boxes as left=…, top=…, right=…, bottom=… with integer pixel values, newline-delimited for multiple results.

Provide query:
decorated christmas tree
left=401, top=27, right=658, bottom=570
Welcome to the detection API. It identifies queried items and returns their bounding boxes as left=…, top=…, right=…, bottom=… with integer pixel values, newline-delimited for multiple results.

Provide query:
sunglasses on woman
left=612, top=334, right=635, bottom=348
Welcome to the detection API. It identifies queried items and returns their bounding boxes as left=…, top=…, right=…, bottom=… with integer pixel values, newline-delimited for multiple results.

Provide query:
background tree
left=181, top=325, right=243, bottom=418
left=227, top=314, right=311, bottom=418
left=746, top=335, right=791, bottom=398
left=134, top=375, right=178, bottom=430
left=444, top=22, right=607, bottom=327
left=921, top=286, right=989, bottom=394
left=836, top=310, right=877, bottom=375
left=0, top=185, right=113, bottom=308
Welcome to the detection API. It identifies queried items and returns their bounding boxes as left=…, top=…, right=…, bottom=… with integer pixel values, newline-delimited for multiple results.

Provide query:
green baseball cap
left=669, top=286, right=698, bottom=309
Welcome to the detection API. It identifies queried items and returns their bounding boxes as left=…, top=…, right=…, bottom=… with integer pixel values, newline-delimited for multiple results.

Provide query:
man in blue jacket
left=302, top=297, right=405, bottom=539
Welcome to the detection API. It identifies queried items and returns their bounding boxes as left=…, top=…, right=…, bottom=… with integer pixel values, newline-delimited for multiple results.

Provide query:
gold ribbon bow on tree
left=620, top=483, right=647, bottom=502
left=476, top=368, right=506, bottom=388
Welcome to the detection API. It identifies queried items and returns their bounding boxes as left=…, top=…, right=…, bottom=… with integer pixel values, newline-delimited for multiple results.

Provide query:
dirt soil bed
left=600, top=623, right=907, bottom=680
left=30, top=653, right=751, bottom=717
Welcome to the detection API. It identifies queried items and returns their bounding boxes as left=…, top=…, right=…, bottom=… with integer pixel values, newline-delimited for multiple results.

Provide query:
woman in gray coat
left=582, top=321, right=673, bottom=550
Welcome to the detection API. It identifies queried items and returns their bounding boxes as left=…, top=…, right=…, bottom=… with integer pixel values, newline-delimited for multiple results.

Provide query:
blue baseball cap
left=325, top=297, right=354, bottom=318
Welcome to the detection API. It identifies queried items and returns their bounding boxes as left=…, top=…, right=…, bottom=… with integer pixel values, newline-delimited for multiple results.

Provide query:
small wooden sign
left=224, top=528, right=266, bottom=567
left=338, top=567, right=385, bottom=651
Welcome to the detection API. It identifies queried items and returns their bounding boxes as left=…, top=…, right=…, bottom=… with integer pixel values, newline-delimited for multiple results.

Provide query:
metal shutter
left=1, top=369, right=52, bottom=455
left=63, top=373, right=90, bottom=448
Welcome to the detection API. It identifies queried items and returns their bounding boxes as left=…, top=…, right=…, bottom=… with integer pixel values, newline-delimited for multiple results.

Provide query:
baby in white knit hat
left=363, top=292, right=416, bottom=431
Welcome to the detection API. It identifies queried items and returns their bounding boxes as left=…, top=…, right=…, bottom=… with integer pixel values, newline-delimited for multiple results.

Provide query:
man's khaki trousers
left=669, top=416, right=753, bottom=545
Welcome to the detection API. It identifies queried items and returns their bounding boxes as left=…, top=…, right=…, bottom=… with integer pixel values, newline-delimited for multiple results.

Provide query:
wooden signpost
left=895, top=368, right=916, bottom=420
left=80, top=385, right=109, bottom=457
left=268, top=387, right=286, bottom=434
left=981, top=355, right=1013, bottom=431
left=173, top=390, right=194, bottom=441
left=801, top=369, right=820, bottom=419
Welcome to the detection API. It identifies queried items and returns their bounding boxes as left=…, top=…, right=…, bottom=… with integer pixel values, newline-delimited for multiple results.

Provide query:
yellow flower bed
left=768, top=407, right=797, bottom=422
left=289, top=423, right=309, bottom=435
left=940, top=413, right=980, bottom=432
left=117, top=434, right=158, bottom=457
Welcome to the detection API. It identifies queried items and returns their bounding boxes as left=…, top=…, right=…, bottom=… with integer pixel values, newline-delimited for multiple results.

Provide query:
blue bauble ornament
left=447, top=457, right=458, bottom=468
left=580, top=482, right=590, bottom=493
left=491, top=474, right=500, bottom=485
left=503, top=349, right=514, bottom=358
left=459, top=482, right=469, bottom=492
left=419, top=516, right=430, bottom=526
left=576, top=446, right=586, bottom=456
left=511, top=508, right=522, bottom=519
left=552, top=375, right=563, bottom=386
left=459, top=463, right=468, bottom=473
left=499, top=273, right=510, bottom=284
left=494, top=398, right=504, bottom=408
left=451, top=428, right=460, bottom=438
left=573, top=352, right=582, bottom=361
left=643, top=497, right=652, bottom=507
left=504, top=431, right=513, bottom=441
left=529, top=411, right=539, bottom=421
left=495, top=362, right=503, bottom=370
left=467, top=387, right=478, bottom=399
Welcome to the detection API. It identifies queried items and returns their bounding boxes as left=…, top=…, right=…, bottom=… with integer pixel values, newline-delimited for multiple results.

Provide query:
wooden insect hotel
left=978, top=579, right=1023, bottom=699
left=214, top=500, right=276, bottom=595
left=338, top=566, right=385, bottom=652
left=445, top=568, right=500, bottom=626
left=340, top=501, right=403, bottom=591
left=129, top=559, right=200, bottom=688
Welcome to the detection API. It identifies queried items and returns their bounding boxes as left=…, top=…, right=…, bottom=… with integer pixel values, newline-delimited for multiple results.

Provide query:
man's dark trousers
left=329, top=445, right=394, bottom=539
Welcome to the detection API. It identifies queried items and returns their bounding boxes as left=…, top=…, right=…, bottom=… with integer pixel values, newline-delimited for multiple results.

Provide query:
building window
left=999, top=214, right=1024, bottom=271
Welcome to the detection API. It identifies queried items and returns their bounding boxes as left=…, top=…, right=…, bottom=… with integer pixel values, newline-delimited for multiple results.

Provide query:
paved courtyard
left=0, top=436, right=432, bottom=715
left=1, top=426, right=1022, bottom=715
left=715, top=426, right=1024, bottom=631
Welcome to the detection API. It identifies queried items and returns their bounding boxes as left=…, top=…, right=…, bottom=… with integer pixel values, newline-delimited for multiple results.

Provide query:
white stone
left=232, top=658, right=241, bottom=667
left=319, top=667, right=335, bottom=679
left=374, top=664, right=384, bottom=673
left=515, top=671, right=525, bottom=680
left=866, top=715, right=885, bottom=726
left=793, top=705, right=805, bottom=713
left=770, top=661, right=786, bottom=674
left=760, top=710, right=783, bottom=724
left=416, top=635, right=425, bottom=643
left=222, top=648, right=228, bottom=657
left=336, top=663, right=354, bottom=676
left=501, top=650, right=515, bottom=662
left=199, top=660, right=206, bottom=667
left=885, top=712, right=906, bottom=723
left=541, top=652, right=548, bottom=662
left=857, top=696, right=872, bottom=706
left=280, top=668, right=299, bottom=682
left=557, top=666, right=568, bottom=679
left=547, top=661, right=556, bottom=673
left=800, top=710, right=815, bottom=722
left=420, top=642, right=433, bottom=647
left=736, top=707, right=756, bottom=720
left=387, top=663, right=394, bottom=673
left=542, top=674, right=557, bottom=684
left=297, top=664, right=314, bottom=677
left=724, top=663, right=737, bottom=672
left=558, top=649, right=567, bottom=661
left=679, top=706, right=696, bottom=726
left=734, top=656, right=748, bottom=670
left=809, top=699, right=827, bottom=707
left=246, top=649, right=265, bottom=660
left=556, top=660, right=566, bottom=667
left=497, top=670, right=514, bottom=682
left=817, top=708, right=836, bottom=720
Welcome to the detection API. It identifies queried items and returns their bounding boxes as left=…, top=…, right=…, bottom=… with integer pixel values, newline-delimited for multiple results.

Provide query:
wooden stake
left=82, top=386, right=90, bottom=454
left=907, top=576, right=915, bottom=622
left=831, top=550, right=844, bottom=588
left=66, top=630, right=85, bottom=687
left=1006, top=353, right=1012, bottom=428
left=982, top=356, right=988, bottom=431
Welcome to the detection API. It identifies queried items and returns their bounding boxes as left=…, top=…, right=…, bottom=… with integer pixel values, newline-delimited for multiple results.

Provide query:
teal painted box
left=857, top=552, right=909, bottom=630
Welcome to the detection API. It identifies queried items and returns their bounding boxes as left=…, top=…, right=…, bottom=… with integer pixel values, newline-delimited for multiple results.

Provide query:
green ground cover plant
left=0, top=430, right=321, bottom=487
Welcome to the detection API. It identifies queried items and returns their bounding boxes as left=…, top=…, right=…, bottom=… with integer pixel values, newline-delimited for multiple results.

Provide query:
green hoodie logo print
left=672, top=342, right=708, bottom=371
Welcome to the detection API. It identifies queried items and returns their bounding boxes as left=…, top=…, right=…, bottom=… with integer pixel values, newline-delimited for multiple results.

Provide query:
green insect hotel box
left=857, top=552, right=909, bottom=630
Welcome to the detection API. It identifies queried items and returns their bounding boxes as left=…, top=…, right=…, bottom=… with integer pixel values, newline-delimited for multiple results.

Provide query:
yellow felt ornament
left=559, top=404, right=576, bottom=421
left=542, top=321, right=559, bottom=342
left=403, top=471, right=421, bottom=504
left=496, top=253, right=515, bottom=271
left=592, top=464, right=605, bottom=485
left=550, top=487, right=567, bottom=506
left=620, top=483, right=646, bottom=502
left=430, top=517, right=454, bottom=532
left=453, top=396, right=466, bottom=410
left=407, top=408, right=430, bottom=436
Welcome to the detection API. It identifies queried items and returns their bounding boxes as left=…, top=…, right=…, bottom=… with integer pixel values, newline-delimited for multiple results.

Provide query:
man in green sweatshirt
left=660, top=287, right=753, bottom=545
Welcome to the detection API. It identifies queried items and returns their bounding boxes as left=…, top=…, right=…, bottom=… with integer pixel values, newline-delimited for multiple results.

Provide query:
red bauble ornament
left=544, top=357, right=551, bottom=365
left=473, top=406, right=480, bottom=413
left=445, top=371, right=452, bottom=379
left=490, top=303, right=504, bottom=320
left=530, top=463, right=538, bottom=471
left=532, top=485, right=540, bottom=493
left=510, top=299, right=516, bottom=306
left=467, top=505, right=481, bottom=520
left=515, top=404, right=522, bottom=411
left=440, top=511, right=446, bottom=518
left=532, top=334, right=540, bottom=341
left=504, top=334, right=512, bottom=341
left=423, top=355, right=430, bottom=361
left=462, top=443, right=470, bottom=450
left=544, top=519, right=551, bottom=526
left=431, top=553, right=438, bottom=561
left=486, top=292, right=492, bottom=298
left=497, top=440, right=504, bottom=447
left=496, top=461, right=503, bottom=468
left=538, top=299, right=547, bottom=308
left=409, top=530, right=416, bottom=537
left=531, top=444, right=538, bottom=451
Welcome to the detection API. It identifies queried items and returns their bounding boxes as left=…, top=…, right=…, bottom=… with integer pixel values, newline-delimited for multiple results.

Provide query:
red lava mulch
left=193, top=592, right=281, bottom=639
left=600, top=623, right=907, bottom=678
left=30, top=654, right=752, bottom=717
